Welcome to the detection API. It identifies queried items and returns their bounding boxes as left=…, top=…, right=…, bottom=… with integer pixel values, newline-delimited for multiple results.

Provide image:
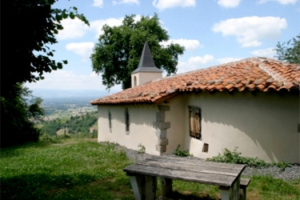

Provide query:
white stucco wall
left=131, top=72, right=162, bottom=87
left=96, top=91, right=299, bottom=163
left=97, top=104, right=161, bottom=155
left=177, top=91, right=299, bottom=163
left=161, top=96, right=186, bottom=154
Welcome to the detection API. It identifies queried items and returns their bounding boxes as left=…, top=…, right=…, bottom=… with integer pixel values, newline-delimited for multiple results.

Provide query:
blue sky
left=25, top=0, right=299, bottom=96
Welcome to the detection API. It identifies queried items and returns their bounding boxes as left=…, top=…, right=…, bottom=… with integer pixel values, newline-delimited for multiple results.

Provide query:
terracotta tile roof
left=91, top=57, right=300, bottom=105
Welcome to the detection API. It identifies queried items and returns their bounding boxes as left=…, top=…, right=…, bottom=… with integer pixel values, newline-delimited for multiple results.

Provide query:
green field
left=44, top=106, right=96, bottom=121
left=1, top=139, right=299, bottom=199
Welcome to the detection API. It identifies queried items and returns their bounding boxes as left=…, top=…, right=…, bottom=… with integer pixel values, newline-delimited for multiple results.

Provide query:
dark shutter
left=125, top=108, right=129, bottom=132
left=188, top=106, right=201, bottom=140
left=108, top=111, right=112, bottom=129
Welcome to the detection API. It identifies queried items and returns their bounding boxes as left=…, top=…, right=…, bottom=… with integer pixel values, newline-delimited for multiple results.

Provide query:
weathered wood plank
left=239, top=178, right=251, bottom=200
left=129, top=175, right=157, bottom=200
left=124, top=164, right=236, bottom=187
left=219, top=176, right=240, bottom=200
left=160, top=178, right=172, bottom=198
left=144, top=175, right=157, bottom=200
left=240, top=178, right=251, bottom=188
left=129, top=175, right=143, bottom=200
left=139, top=160, right=241, bottom=177
left=146, top=156, right=245, bottom=171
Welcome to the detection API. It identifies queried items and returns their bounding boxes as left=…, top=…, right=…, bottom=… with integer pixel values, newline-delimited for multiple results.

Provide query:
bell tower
left=131, top=42, right=163, bottom=87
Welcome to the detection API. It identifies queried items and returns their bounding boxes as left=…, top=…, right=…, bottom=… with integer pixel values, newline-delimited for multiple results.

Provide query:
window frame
left=188, top=105, right=202, bottom=140
left=108, top=110, right=112, bottom=130
left=125, top=108, right=130, bottom=133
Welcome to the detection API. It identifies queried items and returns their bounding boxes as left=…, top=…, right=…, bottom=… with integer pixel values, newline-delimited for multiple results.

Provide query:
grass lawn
left=1, top=139, right=299, bottom=199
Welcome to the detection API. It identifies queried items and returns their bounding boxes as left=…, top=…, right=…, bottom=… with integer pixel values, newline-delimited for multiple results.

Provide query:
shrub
left=137, top=144, right=145, bottom=154
left=174, top=145, right=190, bottom=157
left=207, top=147, right=290, bottom=170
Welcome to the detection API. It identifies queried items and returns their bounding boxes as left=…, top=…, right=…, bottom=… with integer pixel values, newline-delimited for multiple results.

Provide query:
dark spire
left=132, top=42, right=162, bottom=74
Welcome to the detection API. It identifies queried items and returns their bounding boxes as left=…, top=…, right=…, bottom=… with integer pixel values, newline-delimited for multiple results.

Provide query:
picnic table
left=123, top=155, right=247, bottom=200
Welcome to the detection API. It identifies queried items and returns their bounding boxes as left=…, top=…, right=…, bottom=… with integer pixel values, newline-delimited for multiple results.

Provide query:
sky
left=25, top=0, right=300, bottom=97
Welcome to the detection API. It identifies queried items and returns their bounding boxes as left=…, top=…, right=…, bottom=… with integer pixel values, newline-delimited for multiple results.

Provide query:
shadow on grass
left=0, top=173, right=134, bottom=200
left=164, top=190, right=218, bottom=200
left=0, top=142, right=48, bottom=158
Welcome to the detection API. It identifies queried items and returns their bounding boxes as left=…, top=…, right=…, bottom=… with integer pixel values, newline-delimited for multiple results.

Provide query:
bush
left=174, top=145, right=190, bottom=157
left=207, top=147, right=290, bottom=170
left=137, top=144, right=145, bottom=154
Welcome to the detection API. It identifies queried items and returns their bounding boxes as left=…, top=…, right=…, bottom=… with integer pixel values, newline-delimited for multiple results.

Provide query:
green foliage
left=207, top=147, right=291, bottom=170
left=41, top=119, right=62, bottom=136
left=2, top=0, right=89, bottom=147
left=4, top=0, right=89, bottom=87
left=91, top=14, right=185, bottom=89
left=1, top=84, right=44, bottom=147
left=275, top=34, right=300, bottom=64
left=137, top=144, right=145, bottom=154
left=67, top=112, right=97, bottom=134
left=174, top=145, right=190, bottom=157
left=40, top=112, right=97, bottom=137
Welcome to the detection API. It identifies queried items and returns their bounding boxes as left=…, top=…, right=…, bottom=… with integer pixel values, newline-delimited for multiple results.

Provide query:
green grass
left=0, top=140, right=134, bottom=200
left=1, top=139, right=299, bottom=200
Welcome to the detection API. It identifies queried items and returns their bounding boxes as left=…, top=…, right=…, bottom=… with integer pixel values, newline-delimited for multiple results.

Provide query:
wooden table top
left=124, top=156, right=246, bottom=187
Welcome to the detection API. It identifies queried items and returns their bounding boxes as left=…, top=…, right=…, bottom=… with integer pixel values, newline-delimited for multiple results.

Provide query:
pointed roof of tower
left=132, top=42, right=163, bottom=74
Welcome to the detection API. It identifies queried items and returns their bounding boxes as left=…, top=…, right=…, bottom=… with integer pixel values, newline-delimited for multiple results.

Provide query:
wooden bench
left=240, top=178, right=251, bottom=200
left=124, top=156, right=249, bottom=200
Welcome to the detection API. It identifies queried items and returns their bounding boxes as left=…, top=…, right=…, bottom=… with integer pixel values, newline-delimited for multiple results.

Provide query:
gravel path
left=114, top=144, right=300, bottom=181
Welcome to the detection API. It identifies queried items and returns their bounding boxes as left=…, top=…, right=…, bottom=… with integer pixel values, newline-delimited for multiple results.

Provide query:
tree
left=1, top=0, right=89, bottom=147
left=275, top=34, right=300, bottom=64
left=91, top=14, right=185, bottom=89
left=1, top=84, right=44, bottom=146
left=4, top=0, right=89, bottom=91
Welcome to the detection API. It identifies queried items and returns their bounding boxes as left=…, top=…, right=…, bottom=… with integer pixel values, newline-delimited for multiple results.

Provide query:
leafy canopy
left=275, top=34, right=300, bottom=64
left=1, top=0, right=89, bottom=147
left=4, top=0, right=89, bottom=94
left=1, top=84, right=44, bottom=147
left=91, top=14, right=185, bottom=89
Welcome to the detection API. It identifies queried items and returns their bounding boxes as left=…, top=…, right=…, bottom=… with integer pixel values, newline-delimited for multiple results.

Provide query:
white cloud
left=212, top=16, right=287, bottom=47
left=90, top=17, right=125, bottom=38
left=57, top=15, right=145, bottom=40
left=188, top=55, right=215, bottom=65
left=93, top=0, right=104, bottom=8
left=217, top=57, right=242, bottom=64
left=152, top=0, right=196, bottom=10
left=258, top=0, right=297, bottom=4
left=57, top=17, right=129, bottom=40
left=218, top=0, right=242, bottom=8
left=251, top=48, right=276, bottom=58
left=160, top=39, right=202, bottom=51
left=25, top=70, right=122, bottom=91
left=66, top=42, right=95, bottom=61
left=113, top=0, right=139, bottom=5
left=57, top=18, right=89, bottom=40
left=90, top=15, right=142, bottom=38
left=177, top=55, right=215, bottom=73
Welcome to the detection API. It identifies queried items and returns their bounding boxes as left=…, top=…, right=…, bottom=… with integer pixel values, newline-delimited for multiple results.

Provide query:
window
left=202, top=143, right=209, bottom=153
left=125, top=108, right=130, bottom=133
left=188, top=106, right=201, bottom=140
left=108, top=110, right=112, bottom=130
left=134, top=76, right=137, bottom=87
